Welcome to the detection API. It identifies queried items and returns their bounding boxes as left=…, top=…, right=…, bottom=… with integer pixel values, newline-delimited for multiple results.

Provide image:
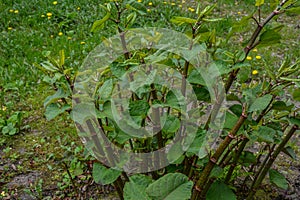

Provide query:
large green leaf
left=206, top=181, right=236, bottom=200
left=146, top=173, right=193, bottom=200
left=292, top=88, right=300, bottom=101
left=129, top=99, right=150, bottom=118
left=249, top=94, right=273, bottom=112
left=44, top=88, right=69, bottom=107
left=165, top=90, right=185, bottom=110
left=92, top=162, right=122, bottom=185
left=45, top=103, right=70, bottom=121
left=224, top=111, right=239, bottom=129
left=124, top=175, right=153, bottom=200
left=269, top=169, right=288, bottom=190
left=258, top=30, right=281, bottom=47
left=271, top=101, right=293, bottom=111
left=187, top=69, right=206, bottom=86
left=97, top=79, right=114, bottom=100
left=186, top=129, right=207, bottom=158
left=162, top=115, right=180, bottom=133
left=252, top=126, right=278, bottom=143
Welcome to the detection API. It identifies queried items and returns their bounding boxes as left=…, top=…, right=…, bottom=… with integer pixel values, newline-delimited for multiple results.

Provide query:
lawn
left=1, top=0, right=300, bottom=199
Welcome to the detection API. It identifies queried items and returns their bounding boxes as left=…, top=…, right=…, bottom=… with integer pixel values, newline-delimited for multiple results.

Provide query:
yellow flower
left=255, top=55, right=262, bottom=60
left=148, top=2, right=152, bottom=6
left=47, top=12, right=52, bottom=17
left=67, top=37, right=72, bottom=40
left=179, top=4, right=182, bottom=8
left=9, top=9, right=14, bottom=13
left=252, top=70, right=258, bottom=75
left=58, top=32, right=63, bottom=36
left=41, top=14, right=45, bottom=17
left=147, top=9, right=151, bottom=12
left=1, top=191, right=5, bottom=197
left=14, top=10, right=19, bottom=14
left=80, top=41, right=86, bottom=45
left=253, top=48, right=258, bottom=52
left=8, top=27, right=13, bottom=31
left=188, top=7, right=195, bottom=12
left=137, top=0, right=142, bottom=2
left=246, top=56, right=252, bottom=60
left=2, top=106, right=7, bottom=111
left=77, top=7, right=80, bottom=10
left=163, top=1, right=167, bottom=4
left=171, top=2, right=176, bottom=6
left=53, top=1, right=58, bottom=5
left=50, top=35, right=54, bottom=38
left=237, top=11, right=241, bottom=15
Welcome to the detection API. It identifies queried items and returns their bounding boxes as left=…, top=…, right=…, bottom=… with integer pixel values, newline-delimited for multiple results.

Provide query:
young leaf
left=170, top=16, right=197, bottom=25
left=269, top=169, right=288, bottom=190
left=255, top=0, right=265, bottom=6
left=206, top=181, right=236, bottom=200
left=199, top=4, right=216, bottom=18
left=146, top=173, right=193, bottom=200
left=59, top=50, right=65, bottom=68
left=91, top=12, right=111, bottom=32
left=249, top=94, right=273, bottom=112
left=92, top=162, right=122, bottom=185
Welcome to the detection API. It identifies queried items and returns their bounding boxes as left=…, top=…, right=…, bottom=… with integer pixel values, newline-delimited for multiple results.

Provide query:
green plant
left=37, top=0, right=300, bottom=199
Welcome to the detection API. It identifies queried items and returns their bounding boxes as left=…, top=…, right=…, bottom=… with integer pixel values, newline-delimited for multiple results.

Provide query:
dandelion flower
left=80, top=41, right=86, bottom=45
left=53, top=1, right=58, bottom=5
left=246, top=56, right=252, bottom=60
left=14, top=10, right=19, bottom=14
left=137, top=0, right=142, bottom=2
left=188, top=7, right=195, bottom=12
left=171, top=2, right=176, bottom=6
left=237, top=11, right=241, bottom=15
left=9, top=9, right=14, bottom=13
left=147, top=9, right=151, bottom=12
left=163, top=1, right=167, bottom=4
left=253, top=48, right=258, bottom=52
left=77, top=7, right=80, bottom=10
left=67, top=37, right=72, bottom=40
left=8, top=27, right=13, bottom=31
left=255, top=55, right=261, bottom=60
left=148, top=2, right=152, bottom=6
left=58, top=32, right=63, bottom=36
left=252, top=70, right=258, bottom=75
left=41, top=14, right=45, bottom=17
left=47, top=12, right=52, bottom=17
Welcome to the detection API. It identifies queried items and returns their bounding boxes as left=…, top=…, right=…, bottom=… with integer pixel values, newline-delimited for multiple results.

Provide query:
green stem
left=191, top=106, right=247, bottom=200
left=247, top=125, right=299, bottom=199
